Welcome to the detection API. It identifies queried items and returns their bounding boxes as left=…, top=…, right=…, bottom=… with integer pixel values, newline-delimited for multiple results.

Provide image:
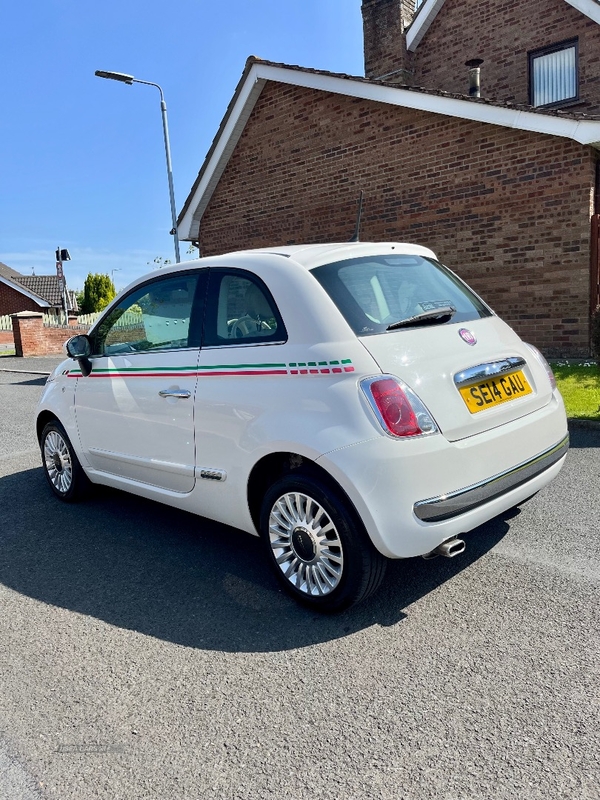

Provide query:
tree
left=80, top=273, right=116, bottom=314
left=147, top=256, right=171, bottom=269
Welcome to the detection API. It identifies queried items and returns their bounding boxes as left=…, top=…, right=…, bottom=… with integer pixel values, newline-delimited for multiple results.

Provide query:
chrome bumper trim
left=454, top=356, right=526, bottom=387
left=413, top=434, right=569, bottom=523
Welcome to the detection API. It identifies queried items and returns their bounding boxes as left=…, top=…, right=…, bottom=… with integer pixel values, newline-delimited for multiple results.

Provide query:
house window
left=529, top=39, right=578, bottom=108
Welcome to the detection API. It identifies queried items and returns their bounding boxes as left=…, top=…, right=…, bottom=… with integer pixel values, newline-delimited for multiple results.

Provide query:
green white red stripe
left=66, top=359, right=354, bottom=379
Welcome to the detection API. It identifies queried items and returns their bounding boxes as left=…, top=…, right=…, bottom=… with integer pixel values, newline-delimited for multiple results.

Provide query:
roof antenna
left=349, top=190, right=364, bottom=243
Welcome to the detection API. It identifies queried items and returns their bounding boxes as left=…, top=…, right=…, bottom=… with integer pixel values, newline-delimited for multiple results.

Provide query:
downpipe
left=422, top=538, right=466, bottom=559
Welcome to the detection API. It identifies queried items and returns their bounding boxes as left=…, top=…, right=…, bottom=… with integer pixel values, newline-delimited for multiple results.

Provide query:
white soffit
left=178, top=61, right=600, bottom=239
left=407, top=0, right=446, bottom=51
left=564, top=0, right=600, bottom=23
left=179, top=76, right=267, bottom=241
left=0, top=276, right=50, bottom=307
left=407, top=0, right=600, bottom=52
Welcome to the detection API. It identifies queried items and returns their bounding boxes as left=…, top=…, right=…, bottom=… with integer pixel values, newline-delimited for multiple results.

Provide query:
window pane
left=312, top=256, right=490, bottom=336
left=206, top=273, right=281, bottom=345
left=97, top=274, right=198, bottom=354
left=532, top=46, right=576, bottom=107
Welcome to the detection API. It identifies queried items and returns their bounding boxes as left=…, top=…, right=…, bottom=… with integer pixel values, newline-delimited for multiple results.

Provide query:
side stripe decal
left=66, top=359, right=355, bottom=379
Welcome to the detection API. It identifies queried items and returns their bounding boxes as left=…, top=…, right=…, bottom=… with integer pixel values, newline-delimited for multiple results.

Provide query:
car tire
left=259, top=472, right=387, bottom=612
left=40, top=420, right=91, bottom=502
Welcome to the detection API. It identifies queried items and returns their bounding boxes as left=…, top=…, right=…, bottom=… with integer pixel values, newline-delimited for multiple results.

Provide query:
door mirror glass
left=66, top=335, right=92, bottom=359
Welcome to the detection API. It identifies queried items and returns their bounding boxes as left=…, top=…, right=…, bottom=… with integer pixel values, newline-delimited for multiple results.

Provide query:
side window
left=92, top=273, right=201, bottom=356
left=529, top=39, right=578, bottom=108
left=203, top=269, right=286, bottom=347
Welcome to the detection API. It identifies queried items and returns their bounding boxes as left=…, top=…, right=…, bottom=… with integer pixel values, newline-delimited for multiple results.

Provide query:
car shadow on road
left=5, top=376, right=48, bottom=386
left=0, top=467, right=511, bottom=653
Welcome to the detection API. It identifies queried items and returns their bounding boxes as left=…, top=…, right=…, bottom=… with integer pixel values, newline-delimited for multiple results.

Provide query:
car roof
left=229, top=241, right=438, bottom=270
left=115, top=242, right=440, bottom=299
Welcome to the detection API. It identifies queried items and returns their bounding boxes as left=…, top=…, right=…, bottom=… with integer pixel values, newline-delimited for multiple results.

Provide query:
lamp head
left=95, top=70, right=134, bottom=85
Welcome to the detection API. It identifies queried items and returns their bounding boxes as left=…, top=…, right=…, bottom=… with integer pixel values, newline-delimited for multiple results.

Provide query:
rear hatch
left=310, top=249, right=553, bottom=442
left=359, top=315, right=552, bottom=442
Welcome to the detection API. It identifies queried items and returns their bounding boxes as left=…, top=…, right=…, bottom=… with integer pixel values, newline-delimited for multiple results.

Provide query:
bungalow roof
left=0, top=274, right=51, bottom=308
left=0, top=262, right=22, bottom=281
left=0, top=267, right=77, bottom=311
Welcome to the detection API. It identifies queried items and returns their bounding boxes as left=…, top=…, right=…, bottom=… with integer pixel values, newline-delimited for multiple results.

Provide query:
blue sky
left=1, top=1, right=364, bottom=292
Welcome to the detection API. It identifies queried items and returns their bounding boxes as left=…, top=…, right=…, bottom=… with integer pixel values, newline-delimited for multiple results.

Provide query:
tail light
left=526, top=344, right=556, bottom=390
left=360, top=375, right=438, bottom=438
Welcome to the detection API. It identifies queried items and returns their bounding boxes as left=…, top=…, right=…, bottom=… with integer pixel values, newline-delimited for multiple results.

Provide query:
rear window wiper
left=386, top=305, right=457, bottom=330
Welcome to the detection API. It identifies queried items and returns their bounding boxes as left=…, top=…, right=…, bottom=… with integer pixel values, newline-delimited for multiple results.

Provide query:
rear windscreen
left=311, top=255, right=492, bottom=336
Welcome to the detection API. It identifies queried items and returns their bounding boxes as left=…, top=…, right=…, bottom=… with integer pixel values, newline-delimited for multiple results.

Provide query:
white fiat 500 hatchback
left=37, top=243, right=568, bottom=611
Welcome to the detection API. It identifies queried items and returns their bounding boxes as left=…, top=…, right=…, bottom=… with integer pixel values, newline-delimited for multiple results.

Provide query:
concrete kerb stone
left=0, top=369, right=54, bottom=376
left=0, top=356, right=65, bottom=376
left=567, top=417, right=600, bottom=431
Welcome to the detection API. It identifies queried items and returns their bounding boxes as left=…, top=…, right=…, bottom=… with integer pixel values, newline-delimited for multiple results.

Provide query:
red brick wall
left=0, top=281, right=44, bottom=316
left=199, top=83, right=596, bottom=356
left=412, top=0, right=600, bottom=112
left=12, top=314, right=76, bottom=357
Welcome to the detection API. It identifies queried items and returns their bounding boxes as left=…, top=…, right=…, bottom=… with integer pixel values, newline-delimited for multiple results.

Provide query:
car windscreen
left=311, top=255, right=492, bottom=336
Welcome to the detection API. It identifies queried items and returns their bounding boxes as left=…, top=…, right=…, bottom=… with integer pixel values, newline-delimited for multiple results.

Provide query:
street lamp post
left=95, top=70, right=181, bottom=263
left=55, top=247, right=71, bottom=326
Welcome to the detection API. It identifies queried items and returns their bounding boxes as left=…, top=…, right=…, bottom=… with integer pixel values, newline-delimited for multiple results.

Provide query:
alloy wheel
left=43, top=430, right=73, bottom=495
left=268, top=491, right=344, bottom=596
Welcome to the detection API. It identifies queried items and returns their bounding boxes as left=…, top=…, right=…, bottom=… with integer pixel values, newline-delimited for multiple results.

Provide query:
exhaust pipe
left=423, top=538, right=466, bottom=559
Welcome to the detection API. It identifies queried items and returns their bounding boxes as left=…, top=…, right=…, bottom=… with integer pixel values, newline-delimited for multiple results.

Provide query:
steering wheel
left=230, top=316, right=272, bottom=338
left=230, top=316, right=256, bottom=338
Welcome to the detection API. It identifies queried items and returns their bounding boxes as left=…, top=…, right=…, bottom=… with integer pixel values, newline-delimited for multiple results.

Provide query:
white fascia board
left=407, top=0, right=599, bottom=52
left=178, top=72, right=267, bottom=241
left=406, top=0, right=447, bottom=52
left=564, top=0, right=600, bottom=23
left=256, top=63, right=600, bottom=145
left=0, top=276, right=50, bottom=307
left=179, top=62, right=600, bottom=237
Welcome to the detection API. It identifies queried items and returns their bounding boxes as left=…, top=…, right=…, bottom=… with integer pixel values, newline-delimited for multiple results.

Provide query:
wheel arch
left=36, top=410, right=60, bottom=443
left=247, top=451, right=365, bottom=535
left=252, top=452, right=388, bottom=610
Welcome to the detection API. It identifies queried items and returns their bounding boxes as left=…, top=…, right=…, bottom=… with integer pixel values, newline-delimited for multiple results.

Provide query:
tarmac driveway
left=0, top=357, right=599, bottom=800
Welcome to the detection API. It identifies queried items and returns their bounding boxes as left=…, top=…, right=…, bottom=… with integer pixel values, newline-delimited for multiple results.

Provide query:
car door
left=74, top=270, right=207, bottom=493
left=192, top=268, right=288, bottom=523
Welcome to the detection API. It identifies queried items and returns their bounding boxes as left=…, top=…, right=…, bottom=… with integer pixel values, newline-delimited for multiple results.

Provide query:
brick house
left=379, top=0, right=600, bottom=112
left=0, top=262, right=78, bottom=318
left=177, top=0, right=600, bottom=356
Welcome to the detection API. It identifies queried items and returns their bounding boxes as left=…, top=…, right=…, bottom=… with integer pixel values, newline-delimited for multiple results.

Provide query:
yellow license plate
left=459, top=370, right=533, bottom=413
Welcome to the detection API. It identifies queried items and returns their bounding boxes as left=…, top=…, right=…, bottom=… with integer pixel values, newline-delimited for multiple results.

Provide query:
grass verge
left=551, top=362, right=600, bottom=421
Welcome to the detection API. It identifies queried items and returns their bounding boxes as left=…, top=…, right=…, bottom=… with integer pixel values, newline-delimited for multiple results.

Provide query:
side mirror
left=66, top=335, right=91, bottom=359
left=65, top=335, right=93, bottom=377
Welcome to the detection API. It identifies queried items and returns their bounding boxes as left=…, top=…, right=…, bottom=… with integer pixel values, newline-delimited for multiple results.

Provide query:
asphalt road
left=0, top=357, right=599, bottom=800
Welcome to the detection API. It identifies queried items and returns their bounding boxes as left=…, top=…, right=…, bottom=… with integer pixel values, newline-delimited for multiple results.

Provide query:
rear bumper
left=316, top=391, right=568, bottom=558
left=413, top=434, right=569, bottom=522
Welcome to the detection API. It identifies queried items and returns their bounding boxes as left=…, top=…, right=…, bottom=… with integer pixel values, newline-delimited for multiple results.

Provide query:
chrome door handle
left=158, top=389, right=191, bottom=399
